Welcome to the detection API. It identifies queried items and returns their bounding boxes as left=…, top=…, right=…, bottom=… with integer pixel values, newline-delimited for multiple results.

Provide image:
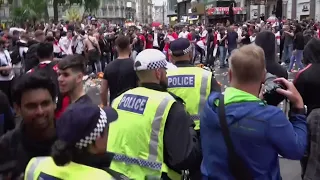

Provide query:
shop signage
left=206, top=6, right=245, bottom=15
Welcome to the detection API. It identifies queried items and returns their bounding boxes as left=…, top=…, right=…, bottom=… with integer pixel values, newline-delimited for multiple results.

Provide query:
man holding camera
left=200, top=44, right=307, bottom=179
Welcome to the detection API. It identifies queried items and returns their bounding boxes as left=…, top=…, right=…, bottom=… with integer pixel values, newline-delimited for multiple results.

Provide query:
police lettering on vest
left=117, top=94, right=148, bottom=114
left=167, top=75, right=195, bottom=88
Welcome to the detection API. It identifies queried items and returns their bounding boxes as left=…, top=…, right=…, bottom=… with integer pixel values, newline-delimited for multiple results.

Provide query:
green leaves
left=14, top=0, right=100, bottom=23
left=11, top=6, right=32, bottom=25
left=83, top=0, right=100, bottom=12
left=22, top=0, right=47, bottom=17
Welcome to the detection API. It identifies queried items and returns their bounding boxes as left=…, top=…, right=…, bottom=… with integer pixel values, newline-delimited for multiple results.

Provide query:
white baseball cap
left=134, top=49, right=168, bottom=71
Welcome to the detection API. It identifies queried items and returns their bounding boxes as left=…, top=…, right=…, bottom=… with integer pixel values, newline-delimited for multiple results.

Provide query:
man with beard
left=0, top=73, right=56, bottom=179
left=57, top=54, right=92, bottom=104
left=107, top=49, right=201, bottom=179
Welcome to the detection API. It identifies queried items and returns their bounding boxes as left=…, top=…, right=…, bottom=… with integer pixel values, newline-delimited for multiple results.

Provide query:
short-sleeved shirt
left=227, top=32, right=238, bottom=49
left=103, top=58, right=138, bottom=103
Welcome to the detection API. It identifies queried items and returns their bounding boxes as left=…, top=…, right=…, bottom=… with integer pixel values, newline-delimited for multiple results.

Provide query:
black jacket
left=140, top=83, right=201, bottom=179
left=0, top=122, right=56, bottom=179
left=294, top=38, right=320, bottom=115
left=99, top=37, right=110, bottom=54
left=297, top=38, right=320, bottom=179
left=293, top=32, right=305, bottom=50
left=24, top=41, right=40, bottom=72
left=0, top=90, right=14, bottom=136
left=255, top=31, right=288, bottom=79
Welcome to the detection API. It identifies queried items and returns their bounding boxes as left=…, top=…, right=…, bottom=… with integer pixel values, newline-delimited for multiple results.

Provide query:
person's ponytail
left=51, top=140, right=73, bottom=166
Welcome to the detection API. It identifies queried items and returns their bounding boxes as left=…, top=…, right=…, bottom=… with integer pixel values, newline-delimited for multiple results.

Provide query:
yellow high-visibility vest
left=108, top=87, right=181, bottom=180
left=24, top=156, right=114, bottom=180
left=167, top=67, right=212, bottom=130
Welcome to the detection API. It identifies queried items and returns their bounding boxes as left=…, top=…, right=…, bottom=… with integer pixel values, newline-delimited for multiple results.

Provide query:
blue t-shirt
left=227, top=32, right=238, bottom=49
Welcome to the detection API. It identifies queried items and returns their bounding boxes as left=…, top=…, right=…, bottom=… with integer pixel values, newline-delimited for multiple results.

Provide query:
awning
left=167, top=13, right=177, bottom=17
left=206, top=7, right=246, bottom=15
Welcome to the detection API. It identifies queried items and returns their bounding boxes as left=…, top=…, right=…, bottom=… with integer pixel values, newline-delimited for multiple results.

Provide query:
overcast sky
left=153, top=0, right=165, bottom=6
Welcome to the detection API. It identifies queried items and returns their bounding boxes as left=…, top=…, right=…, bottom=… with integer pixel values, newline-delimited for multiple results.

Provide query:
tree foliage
left=83, top=0, right=100, bottom=13
left=22, top=0, right=47, bottom=18
left=11, top=6, right=30, bottom=26
left=66, top=7, right=81, bottom=21
left=52, top=0, right=100, bottom=22
left=16, top=0, right=100, bottom=23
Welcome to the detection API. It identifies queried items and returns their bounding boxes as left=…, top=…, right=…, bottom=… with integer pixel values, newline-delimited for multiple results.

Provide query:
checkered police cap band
left=182, top=45, right=192, bottom=55
left=169, top=44, right=192, bottom=56
left=75, top=108, right=108, bottom=149
left=146, top=59, right=167, bottom=70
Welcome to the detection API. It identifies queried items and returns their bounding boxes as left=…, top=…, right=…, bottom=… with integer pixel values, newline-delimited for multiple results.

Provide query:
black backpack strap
left=88, top=37, right=98, bottom=49
left=218, top=95, right=235, bottom=155
left=218, top=94, right=253, bottom=180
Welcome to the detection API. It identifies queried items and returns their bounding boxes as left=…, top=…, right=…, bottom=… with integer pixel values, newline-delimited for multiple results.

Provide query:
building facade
left=0, top=0, right=10, bottom=21
left=203, top=0, right=320, bottom=22
left=152, top=2, right=168, bottom=24
left=248, top=0, right=319, bottom=21
left=176, top=0, right=206, bottom=24
left=284, top=0, right=319, bottom=20
left=136, top=0, right=153, bottom=24
left=167, top=0, right=178, bottom=25
left=94, top=0, right=136, bottom=23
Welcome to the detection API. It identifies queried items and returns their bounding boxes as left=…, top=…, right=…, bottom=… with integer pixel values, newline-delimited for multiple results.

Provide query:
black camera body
left=263, top=73, right=286, bottom=106
left=0, top=64, right=10, bottom=76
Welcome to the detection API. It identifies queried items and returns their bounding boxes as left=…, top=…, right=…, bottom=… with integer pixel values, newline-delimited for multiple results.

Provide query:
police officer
left=24, top=104, right=128, bottom=180
left=167, top=38, right=221, bottom=132
left=107, top=49, right=201, bottom=180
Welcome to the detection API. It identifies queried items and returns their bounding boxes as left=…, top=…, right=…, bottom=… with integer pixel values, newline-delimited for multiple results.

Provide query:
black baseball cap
left=169, top=38, right=192, bottom=57
left=56, top=104, right=118, bottom=148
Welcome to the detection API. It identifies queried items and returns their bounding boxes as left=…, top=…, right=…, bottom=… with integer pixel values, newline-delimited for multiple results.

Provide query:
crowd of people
left=0, top=16, right=319, bottom=180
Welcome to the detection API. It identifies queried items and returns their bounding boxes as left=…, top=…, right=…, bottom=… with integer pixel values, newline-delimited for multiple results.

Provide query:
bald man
left=200, top=44, right=307, bottom=179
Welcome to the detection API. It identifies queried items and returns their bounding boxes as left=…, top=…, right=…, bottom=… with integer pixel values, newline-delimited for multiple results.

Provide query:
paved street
left=86, top=67, right=301, bottom=179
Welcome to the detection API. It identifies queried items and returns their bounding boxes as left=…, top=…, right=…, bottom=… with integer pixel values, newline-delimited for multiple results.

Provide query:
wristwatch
left=290, top=105, right=307, bottom=115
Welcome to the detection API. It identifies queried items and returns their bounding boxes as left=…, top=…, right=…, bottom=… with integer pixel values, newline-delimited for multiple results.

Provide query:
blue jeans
left=101, top=55, right=108, bottom=72
left=87, top=60, right=102, bottom=74
left=228, top=46, right=236, bottom=59
left=219, top=46, right=226, bottom=67
left=282, top=44, right=293, bottom=63
left=288, top=50, right=304, bottom=71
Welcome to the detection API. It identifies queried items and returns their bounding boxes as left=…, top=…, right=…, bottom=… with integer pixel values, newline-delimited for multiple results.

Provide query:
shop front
left=205, top=3, right=247, bottom=24
left=177, top=0, right=206, bottom=25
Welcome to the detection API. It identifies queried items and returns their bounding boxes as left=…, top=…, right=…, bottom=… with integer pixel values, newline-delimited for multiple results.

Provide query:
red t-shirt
left=172, top=32, right=178, bottom=39
left=139, top=34, right=146, bottom=49
left=214, top=32, right=218, bottom=45
left=187, top=33, right=192, bottom=41
left=146, top=34, right=153, bottom=49
left=55, top=96, right=70, bottom=119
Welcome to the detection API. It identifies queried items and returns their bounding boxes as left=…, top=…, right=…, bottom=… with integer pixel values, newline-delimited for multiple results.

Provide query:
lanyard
left=0, top=51, right=9, bottom=66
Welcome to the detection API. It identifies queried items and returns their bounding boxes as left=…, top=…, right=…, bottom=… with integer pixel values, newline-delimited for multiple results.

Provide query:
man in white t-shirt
left=178, top=27, right=189, bottom=38
left=59, top=30, right=74, bottom=56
